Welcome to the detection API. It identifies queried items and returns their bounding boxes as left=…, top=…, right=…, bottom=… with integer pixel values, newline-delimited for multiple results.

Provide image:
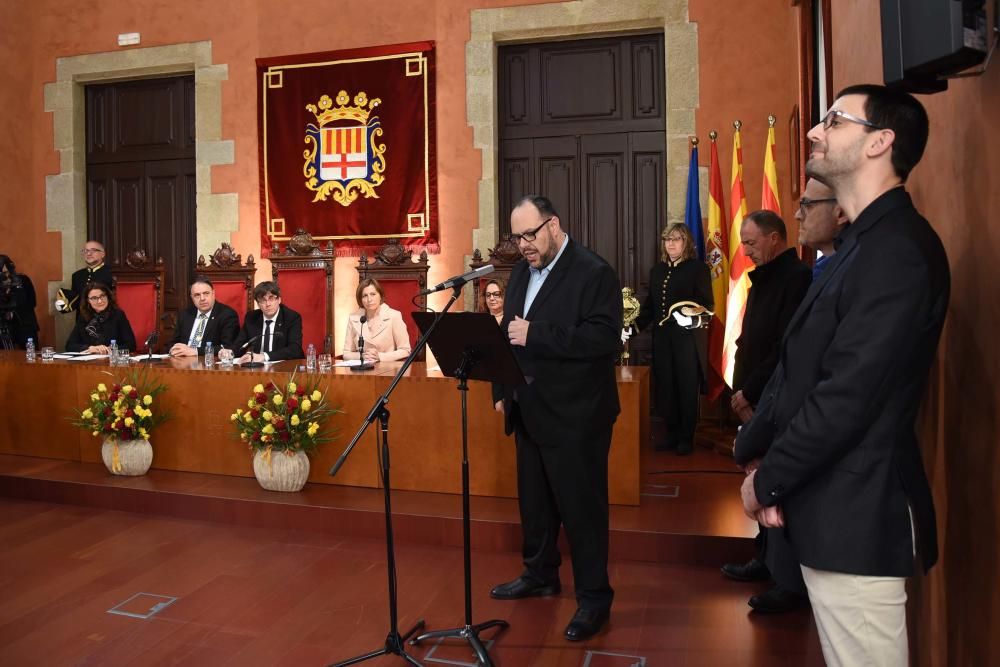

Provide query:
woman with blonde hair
left=633, top=222, right=712, bottom=454
left=342, top=277, right=411, bottom=364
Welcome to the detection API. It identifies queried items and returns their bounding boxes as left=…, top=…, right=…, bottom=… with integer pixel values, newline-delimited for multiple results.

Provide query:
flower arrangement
left=72, top=370, right=169, bottom=442
left=231, top=376, right=338, bottom=457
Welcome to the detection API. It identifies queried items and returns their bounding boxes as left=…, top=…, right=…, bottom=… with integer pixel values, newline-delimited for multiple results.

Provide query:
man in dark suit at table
left=233, top=281, right=304, bottom=362
left=490, top=194, right=622, bottom=642
left=739, top=84, right=949, bottom=666
left=167, top=277, right=239, bottom=357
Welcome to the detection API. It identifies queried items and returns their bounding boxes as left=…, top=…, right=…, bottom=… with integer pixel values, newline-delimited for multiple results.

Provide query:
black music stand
left=408, top=311, right=524, bottom=666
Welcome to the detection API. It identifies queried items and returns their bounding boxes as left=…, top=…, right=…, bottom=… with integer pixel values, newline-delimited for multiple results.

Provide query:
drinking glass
left=217, top=347, right=234, bottom=368
left=41, top=346, right=55, bottom=361
left=318, top=353, right=333, bottom=372
left=117, top=348, right=131, bottom=365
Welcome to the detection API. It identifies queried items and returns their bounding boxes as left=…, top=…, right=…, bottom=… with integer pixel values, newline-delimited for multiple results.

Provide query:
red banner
left=257, top=42, right=437, bottom=257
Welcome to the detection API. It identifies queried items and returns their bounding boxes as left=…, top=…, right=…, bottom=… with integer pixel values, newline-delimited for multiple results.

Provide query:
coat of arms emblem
left=303, top=90, right=386, bottom=206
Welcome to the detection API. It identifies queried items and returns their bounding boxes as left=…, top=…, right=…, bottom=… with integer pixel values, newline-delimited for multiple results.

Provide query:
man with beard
left=738, top=85, right=949, bottom=665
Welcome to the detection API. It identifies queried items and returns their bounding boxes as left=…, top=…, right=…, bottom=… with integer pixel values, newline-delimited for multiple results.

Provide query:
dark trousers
left=759, top=526, right=807, bottom=593
left=514, top=412, right=614, bottom=612
left=653, top=332, right=700, bottom=445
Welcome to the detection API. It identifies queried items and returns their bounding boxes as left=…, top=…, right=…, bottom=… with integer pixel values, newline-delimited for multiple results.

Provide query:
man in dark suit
left=167, top=277, right=239, bottom=356
left=739, top=85, right=949, bottom=665
left=490, top=195, right=622, bottom=642
left=54, top=240, right=113, bottom=321
left=233, top=281, right=304, bottom=362
left=722, top=210, right=812, bottom=614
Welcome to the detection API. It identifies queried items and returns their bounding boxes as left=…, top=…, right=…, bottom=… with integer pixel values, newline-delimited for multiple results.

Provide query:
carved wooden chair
left=111, top=248, right=166, bottom=352
left=469, top=235, right=521, bottom=313
left=269, top=229, right=336, bottom=354
left=194, top=243, right=257, bottom=320
left=356, top=239, right=429, bottom=359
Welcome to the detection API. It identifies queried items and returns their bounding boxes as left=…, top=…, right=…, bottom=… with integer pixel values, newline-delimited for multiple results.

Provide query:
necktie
left=262, top=320, right=272, bottom=355
left=190, top=313, right=207, bottom=347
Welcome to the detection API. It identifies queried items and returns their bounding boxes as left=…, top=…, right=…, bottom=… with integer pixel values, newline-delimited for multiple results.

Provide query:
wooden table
left=0, top=353, right=648, bottom=504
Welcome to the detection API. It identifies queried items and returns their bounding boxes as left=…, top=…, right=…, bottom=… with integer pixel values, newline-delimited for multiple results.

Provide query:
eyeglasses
left=485, top=291, right=503, bottom=298
left=798, top=197, right=837, bottom=215
left=82, top=247, right=104, bottom=254
left=257, top=295, right=280, bottom=305
left=510, top=217, right=553, bottom=244
left=88, top=295, right=108, bottom=302
left=820, top=109, right=883, bottom=131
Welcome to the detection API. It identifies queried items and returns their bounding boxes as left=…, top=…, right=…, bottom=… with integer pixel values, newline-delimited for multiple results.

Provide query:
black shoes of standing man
left=721, top=558, right=808, bottom=613
left=490, top=577, right=609, bottom=641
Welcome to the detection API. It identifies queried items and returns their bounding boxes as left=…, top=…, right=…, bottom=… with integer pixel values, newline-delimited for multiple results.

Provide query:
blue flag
left=685, top=144, right=706, bottom=261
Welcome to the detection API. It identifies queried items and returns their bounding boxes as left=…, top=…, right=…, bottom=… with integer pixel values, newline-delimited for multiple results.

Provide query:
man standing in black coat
left=739, top=85, right=949, bottom=665
left=490, top=195, right=622, bottom=642
left=722, top=209, right=811, bottom=614
left=233, top=281, right=304, bottom=362
left=168, top=277, right=239, bottom=357
left=55, top=240, right=113, bottom=321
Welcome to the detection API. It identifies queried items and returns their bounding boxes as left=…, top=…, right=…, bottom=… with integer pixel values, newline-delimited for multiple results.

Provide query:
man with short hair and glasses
left=54, top=240, right=113, bottom=321
left=794, top=178, right=850, bottom=279
left=233, top=281, right=304, bottom=362
left=490, top=194, right=622, bottom=642
left=737, top=84, right=950, bottom=665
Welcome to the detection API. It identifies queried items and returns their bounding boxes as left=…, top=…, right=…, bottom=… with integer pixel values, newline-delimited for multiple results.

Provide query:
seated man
left=168, top=276, right=239, bottom=356
left=233, top=281, right=304, bottom=362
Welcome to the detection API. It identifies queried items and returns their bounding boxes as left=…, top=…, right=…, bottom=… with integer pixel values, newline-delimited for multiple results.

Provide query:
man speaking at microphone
left=233, top=281, right=304, bottom=363
left=490, top=194, right=622, bottom=642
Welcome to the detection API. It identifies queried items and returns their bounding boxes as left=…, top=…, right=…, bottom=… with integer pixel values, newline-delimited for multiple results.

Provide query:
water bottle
left=204, top=341, right=214, bottom=368
left=25, top=338, right=36, bottom=362
left=109, top=339, right=118, bottom=366
left=306, top=343, right=317, bottom=371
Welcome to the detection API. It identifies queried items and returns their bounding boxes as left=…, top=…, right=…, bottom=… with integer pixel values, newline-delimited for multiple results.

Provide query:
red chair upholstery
left=269, top=229, right=335, bottom=354
left=357, top=239, right=429, bottom=359
left=470, top=235, right=521, bottom=313
left=111, top=248, right=166, bottom=352
left=194, top=244, right=256, bottom=320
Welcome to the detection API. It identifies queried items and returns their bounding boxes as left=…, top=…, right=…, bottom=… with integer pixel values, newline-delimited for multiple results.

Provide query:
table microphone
left=351, top=315, right=374, bottom=372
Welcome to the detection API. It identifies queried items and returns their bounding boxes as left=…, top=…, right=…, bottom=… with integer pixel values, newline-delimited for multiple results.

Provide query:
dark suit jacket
left=65, top=307, right=137, bottom=352
left=732, top=248, right=811, bottom=405
left=58, top=263, right=114, bottom=319
left=232, top=304, right=304, bottom=361
left=741, top=188, right=950, bottom=577
left=492, top=239, right=622, bottom=446
left=168, top=303, right=239, bottom=354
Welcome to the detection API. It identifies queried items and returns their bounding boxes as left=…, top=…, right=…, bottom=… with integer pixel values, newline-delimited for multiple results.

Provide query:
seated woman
left=482, top=277, right=505, bottom=324
left=342, top=278, right=411, bottom=364
left=65, top=282, right=137, bottom=353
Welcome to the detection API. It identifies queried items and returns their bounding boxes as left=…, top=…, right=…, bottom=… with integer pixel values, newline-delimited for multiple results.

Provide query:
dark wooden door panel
left=535, top=136, right=578, bottom=235
left=541, top=43, right=621, bottom=122
left=580, top=133, right=627, bottom=276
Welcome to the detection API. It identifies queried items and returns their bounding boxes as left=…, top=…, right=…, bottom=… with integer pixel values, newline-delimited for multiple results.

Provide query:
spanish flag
left=722, top=121, right=752, bottom=386
left=761, top=115, right=782, bottom=214
left=705, top=131, right=728, bottom=401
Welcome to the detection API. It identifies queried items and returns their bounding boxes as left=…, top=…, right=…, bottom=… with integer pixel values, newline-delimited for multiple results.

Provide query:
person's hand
left=87, top=345, right=109, bottom=355
left=362, top=348, right=380, bottom=364
left=739, top=457, right=762, bottom=474
left=494, top=400, right=504, bottom=413
left=741, top=469, right=764, bottom=519
left=240, top=352, right=262, bottom=364
left=731, top=390, right=755, bottom=423
left=755, top=505, right=785, bottom=528
left=169, top=343, right=197, bottom=357
left=508, top=316, right=530, bottom=347
left=621, top=327, right=632, bottom=344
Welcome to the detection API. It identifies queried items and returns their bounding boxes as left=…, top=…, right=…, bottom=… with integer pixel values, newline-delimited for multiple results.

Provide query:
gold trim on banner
left=407, top=213, right=428, bottom=232
left=405, top=57, right=424, bottom=77
left=265, top=70, right=284, bottom=88
left=263, top=50, right=432, bottom=246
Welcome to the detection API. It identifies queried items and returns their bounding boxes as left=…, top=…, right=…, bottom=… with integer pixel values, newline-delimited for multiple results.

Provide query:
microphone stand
left=241, top=335, right=265, bottom=369
left=327, top=286, right=463, bottom=667
left=351, top=326, right=374, bottom=372
left=143, top=332, right=158, bottom=363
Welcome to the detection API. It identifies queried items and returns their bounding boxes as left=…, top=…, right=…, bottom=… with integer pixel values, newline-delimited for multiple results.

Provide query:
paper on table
left=60, top=354, right=107, bottom=361
left=130, top=354, right=171, bottom=361
left=335, top=359, right=363, bottom=367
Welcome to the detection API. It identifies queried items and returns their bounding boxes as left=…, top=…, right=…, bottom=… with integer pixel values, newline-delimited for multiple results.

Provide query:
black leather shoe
left=748, top=586, right=808, bottom=614
left=563, top=606, right=610, bottom=641
left=489, top=577, right=561, bottom=600
left=721, top=558, right=770, bottom=582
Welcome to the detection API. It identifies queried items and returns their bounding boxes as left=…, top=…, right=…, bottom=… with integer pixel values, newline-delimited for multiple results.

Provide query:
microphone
left=417, top=264, right=494, bottom=296
left=238, top=334, right=260, bottom=354
left=351, top=314, right=374, bottom=372
left=144, top=330, right=158, bottom=348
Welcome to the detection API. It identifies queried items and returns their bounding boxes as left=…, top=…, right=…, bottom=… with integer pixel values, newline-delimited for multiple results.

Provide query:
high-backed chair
left=111, top=248, right=166, bottom=352
left=470, top=235, right=521, bottom=312
left=356, top=239, right=429, bottom=359
left=269, top=229, right=335, bottom=354
left=194, top=243, right=256, bottom=320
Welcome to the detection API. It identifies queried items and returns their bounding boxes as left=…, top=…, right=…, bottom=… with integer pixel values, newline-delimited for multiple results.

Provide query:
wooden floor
left=0, top=498, right=823, bottom=666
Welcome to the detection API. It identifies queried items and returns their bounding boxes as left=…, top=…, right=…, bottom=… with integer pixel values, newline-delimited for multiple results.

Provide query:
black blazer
left=740, top=188, right=950, bottom=577
left=168, top=303, right=240, bottom=354
left=492, top=239, right=622, bottom=446
left=232, top=304, right=304, bottom=361
left=65, top=308, right=137, bottom=352
left=58, top=263, right=114, bottom=315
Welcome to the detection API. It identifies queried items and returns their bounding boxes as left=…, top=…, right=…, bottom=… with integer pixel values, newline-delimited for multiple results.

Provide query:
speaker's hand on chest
left=508, top=316, right=530, bottom=347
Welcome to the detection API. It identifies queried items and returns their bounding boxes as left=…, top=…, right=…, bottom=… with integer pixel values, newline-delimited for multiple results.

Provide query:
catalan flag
left=705, top=131, right=728, bottom=401
left=761, top=115, right=782, bottom=214
left=684, top=139, right=706, bottom=261
left=722, top=121, right=752, bottom=386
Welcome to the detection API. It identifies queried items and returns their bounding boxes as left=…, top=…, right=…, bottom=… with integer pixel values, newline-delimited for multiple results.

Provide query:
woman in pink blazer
left=342, top=278, right=412, bottom=363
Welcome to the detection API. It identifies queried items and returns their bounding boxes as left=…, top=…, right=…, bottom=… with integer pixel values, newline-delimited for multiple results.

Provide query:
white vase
left=101, top=438, right=153, bottom=476
left=252, top=449, right=310, bottom=492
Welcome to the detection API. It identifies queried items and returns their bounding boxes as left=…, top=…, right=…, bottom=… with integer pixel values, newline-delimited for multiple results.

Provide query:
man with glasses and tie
left=738, top=85, right=949, bottom=665
left=55, top=240, right=113, bottom=321
left=233, top=281, right=304, bottom=363
left=168, top=277, right=239, bottom=357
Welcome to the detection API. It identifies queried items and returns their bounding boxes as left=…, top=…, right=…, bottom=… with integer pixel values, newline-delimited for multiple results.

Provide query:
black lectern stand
left=408, top=311, right=525, bottom=666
